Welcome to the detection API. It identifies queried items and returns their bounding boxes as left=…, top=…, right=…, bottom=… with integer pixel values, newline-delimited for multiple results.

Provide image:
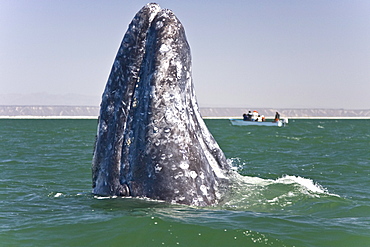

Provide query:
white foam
left=236, top=174, right=329, bottom=194
left=54, top=192, right=63, bottom=198
left=275, top=175, right=326, bottom=194
left=226, top=159, right=337, bottom=197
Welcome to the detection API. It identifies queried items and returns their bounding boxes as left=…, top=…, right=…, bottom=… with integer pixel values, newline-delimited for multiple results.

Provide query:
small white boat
left=229, top=118, right=288, bottom=127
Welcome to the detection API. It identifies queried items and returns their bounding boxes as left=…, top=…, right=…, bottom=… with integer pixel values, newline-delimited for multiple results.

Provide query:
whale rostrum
left=92, top=3, right=231, bottom=206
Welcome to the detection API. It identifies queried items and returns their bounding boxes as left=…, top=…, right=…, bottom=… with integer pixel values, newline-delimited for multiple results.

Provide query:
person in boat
left=252, top=111, right=259, bottom=121
left=274, top=112, right=280, bottom=122
left=243, top=113, right=248, bottom=121
left=247, top=111, right=253, bottom=121
left=256, top=115, right=263, bottom=122
left=261, top=115, right=266, bottom=122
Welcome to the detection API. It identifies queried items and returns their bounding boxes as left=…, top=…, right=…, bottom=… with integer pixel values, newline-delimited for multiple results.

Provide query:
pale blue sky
left=1, top=0, right=369, bottom=108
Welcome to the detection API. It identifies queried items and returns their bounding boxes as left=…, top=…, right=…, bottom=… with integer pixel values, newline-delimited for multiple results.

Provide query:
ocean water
left=0, top=119, right=369, bottom=246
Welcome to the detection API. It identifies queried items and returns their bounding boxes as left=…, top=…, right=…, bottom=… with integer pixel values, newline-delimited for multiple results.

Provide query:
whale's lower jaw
left=91, top=169, right=226, bottom=206
left=92, top=177, right=129, bottom=197
left=92, top=3, right=230, bottom=206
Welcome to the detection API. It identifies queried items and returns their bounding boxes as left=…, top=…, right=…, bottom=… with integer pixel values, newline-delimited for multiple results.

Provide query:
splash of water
left=219, top=159, right=339, bottom=211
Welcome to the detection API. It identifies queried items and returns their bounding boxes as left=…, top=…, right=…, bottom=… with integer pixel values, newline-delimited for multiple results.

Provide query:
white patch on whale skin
left=106, top=104, right=115, bottom=115
left=125, top=138, right=132, bottom=147
left=147, top=3, right=161, bottom=23
left=101, top=120, right=108, bottom=132
left=176, top=61, right=182, bottom=79
left=179, top=161, right=189, bottom=170
left=132, top=98, right=138, bottom=108
left=154, top=164, right=162, bottom=173
left=191, top=196, right=204, bottom=206
left=200, top=185, right=208, bottom=196
left=174, top=171, right=184, bottom=179
left=189, top=170, right=197, bottom=179
left=156, top=21, right=164, bottom=30
left=159, top=44, right=170, bottom=53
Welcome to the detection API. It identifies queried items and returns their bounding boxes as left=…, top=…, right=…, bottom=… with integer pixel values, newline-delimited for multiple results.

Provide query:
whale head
left=92, top=3, right=230, bottom=206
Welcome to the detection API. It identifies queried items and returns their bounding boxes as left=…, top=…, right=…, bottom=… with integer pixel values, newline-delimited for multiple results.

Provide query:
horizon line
left=1, top=105, right=370, bottom=110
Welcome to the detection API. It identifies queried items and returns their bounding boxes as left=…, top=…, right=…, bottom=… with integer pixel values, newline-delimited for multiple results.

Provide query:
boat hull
left=229, top=119, right=287, bottom=127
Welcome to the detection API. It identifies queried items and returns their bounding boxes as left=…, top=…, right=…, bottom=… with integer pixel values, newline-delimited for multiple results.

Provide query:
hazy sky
left=1, top=0, right=369, bottom=109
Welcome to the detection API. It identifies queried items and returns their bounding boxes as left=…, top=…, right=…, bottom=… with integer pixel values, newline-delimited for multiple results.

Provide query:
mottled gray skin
left=92, top=3, right=230, bottom=206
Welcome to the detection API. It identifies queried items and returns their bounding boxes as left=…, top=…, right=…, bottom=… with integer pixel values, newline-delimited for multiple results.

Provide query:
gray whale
left=92, top=3, right=230, bottom=206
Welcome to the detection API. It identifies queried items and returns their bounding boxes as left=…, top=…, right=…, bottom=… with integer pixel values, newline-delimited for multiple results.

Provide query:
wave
left=220, top=158, right=340, bottom=211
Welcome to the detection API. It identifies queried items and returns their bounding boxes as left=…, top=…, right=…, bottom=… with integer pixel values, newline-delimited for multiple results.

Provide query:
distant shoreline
left=1, top=106, right=370, bottom=119
left=1, top=116, right=370, bottom=120
left=0, top=116, right=98, bottom=119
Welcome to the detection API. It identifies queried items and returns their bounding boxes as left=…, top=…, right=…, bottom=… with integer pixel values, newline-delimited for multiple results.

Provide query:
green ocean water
left=0, top=119, right=369, bottom=246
